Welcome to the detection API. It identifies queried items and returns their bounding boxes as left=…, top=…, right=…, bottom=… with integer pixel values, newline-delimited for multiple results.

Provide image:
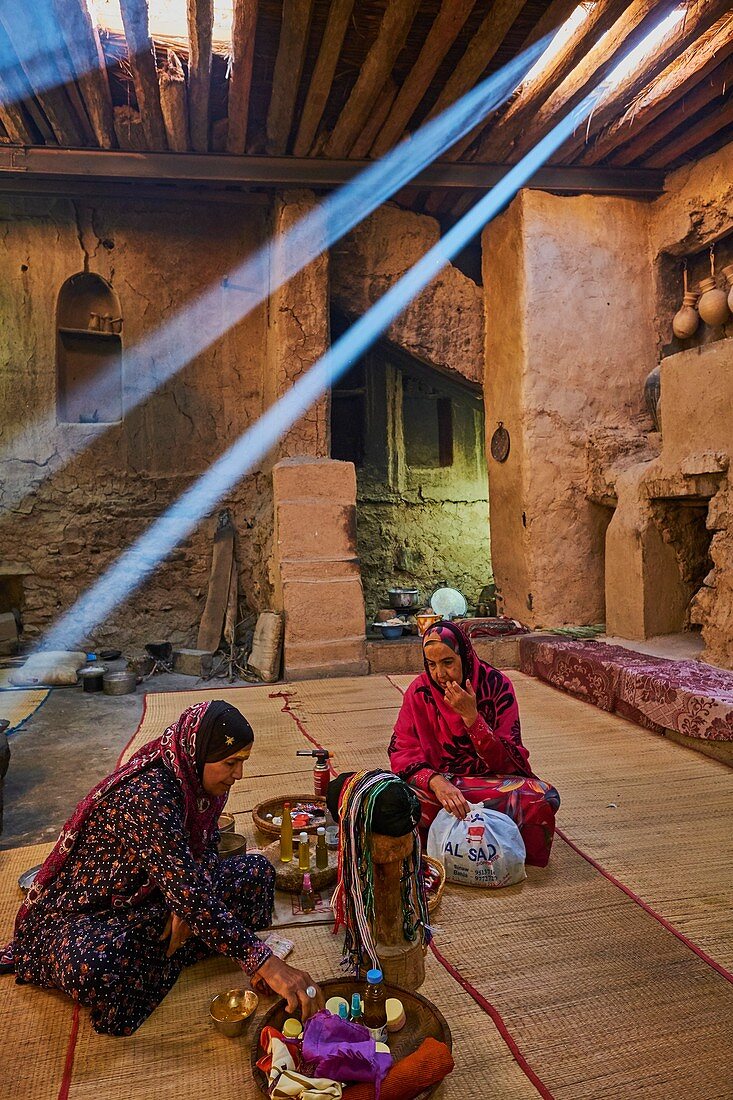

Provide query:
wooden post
left=368, top=831, right=425, bottom=991
left=187, top=0, right=214, bottom=152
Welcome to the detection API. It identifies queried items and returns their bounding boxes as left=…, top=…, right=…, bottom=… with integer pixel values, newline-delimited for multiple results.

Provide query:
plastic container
left=79, top=653, right=106, bottom=693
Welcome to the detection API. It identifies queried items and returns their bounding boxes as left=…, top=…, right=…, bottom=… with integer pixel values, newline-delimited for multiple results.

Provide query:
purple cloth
left=302, top=1011, right=392, bottom=1092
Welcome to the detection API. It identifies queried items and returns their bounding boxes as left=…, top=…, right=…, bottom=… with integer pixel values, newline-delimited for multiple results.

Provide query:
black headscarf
left=194, top=701, right=254, bottom=778
left=327, top=771, right=421, bottom=837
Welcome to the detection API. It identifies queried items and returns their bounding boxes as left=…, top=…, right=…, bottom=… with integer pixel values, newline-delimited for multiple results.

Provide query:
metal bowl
left=218, top=812, right=236, bottom=833
left=18, top=863, right=43, bottom=893
left=388, top=587, right=420, bottom=609
left=209, top=987, right=258, bottom=1037
left=102, top=670, right=137, bottom=695
left=218, top=831, right=247, bottom=858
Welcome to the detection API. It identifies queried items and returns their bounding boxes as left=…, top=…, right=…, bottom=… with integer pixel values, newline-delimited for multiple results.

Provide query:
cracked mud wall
left=483, top=189, right=657, bottom=627
left=0, top=193, right=274, bottom=648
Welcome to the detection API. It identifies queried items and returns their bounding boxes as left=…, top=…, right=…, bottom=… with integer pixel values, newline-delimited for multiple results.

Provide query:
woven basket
left=252, top=795, right=328, bottom=838
left=423, top=856, right=446, bottom=915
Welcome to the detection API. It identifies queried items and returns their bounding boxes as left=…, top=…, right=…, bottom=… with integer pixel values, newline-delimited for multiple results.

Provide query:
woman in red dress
left=388, top=621, right=560, bottom=866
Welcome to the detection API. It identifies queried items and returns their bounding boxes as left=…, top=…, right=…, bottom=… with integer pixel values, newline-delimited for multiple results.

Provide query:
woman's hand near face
left=443, top=678, right=478, bottom=728
left=254, top=955, right=326, bottom=1020
left=428, top=774, right=470, bottom=820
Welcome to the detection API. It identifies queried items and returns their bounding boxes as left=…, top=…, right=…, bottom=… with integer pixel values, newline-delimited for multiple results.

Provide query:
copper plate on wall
left=490, top=423, right=510, bottom=462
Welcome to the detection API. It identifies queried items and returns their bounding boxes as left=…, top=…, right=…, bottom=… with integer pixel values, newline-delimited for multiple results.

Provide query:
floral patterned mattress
left=519, top=637, right=733, bottom=742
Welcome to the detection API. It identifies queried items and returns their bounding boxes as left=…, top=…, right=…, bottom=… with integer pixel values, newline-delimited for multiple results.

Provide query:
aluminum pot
left=388, top=587, right=419, bottom=609
left=102, top=670, right=137, bottom=695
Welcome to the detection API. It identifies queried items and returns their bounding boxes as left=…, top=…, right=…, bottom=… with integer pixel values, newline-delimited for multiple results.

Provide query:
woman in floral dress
left=1, top=700, right=324, bottom=1034
left=389, top=621, right=560, bottom=866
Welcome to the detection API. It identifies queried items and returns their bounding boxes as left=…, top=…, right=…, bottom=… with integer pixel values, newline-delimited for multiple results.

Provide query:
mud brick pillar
left=273, top=457, right=368, bottom=680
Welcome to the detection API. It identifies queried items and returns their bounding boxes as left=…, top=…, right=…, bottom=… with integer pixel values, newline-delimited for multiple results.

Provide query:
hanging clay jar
left=722, top=263, right=733, bottom=314
left=698, top=276, right=730, bottom=326
left=672, top=291, right=699, bottom=339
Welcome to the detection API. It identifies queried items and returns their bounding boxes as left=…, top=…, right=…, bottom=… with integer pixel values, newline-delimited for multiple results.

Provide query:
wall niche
left=56, top=272, right=123, bottom=424
left=658, top=232, right=733, bottom=358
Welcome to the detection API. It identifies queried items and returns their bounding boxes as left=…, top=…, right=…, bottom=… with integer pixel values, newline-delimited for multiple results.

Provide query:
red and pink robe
left=388, top=622, right=560, bottom=866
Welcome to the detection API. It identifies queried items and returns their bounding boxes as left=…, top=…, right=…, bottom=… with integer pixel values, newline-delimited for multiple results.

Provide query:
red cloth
left=7, top=701, right=226, bottom=938
left=388, top=622, right=559, bottom=866
left=341, top=1037, right=454, bottom=1100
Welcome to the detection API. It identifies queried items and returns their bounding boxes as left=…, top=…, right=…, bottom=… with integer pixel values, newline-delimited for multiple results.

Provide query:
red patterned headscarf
left=9, top=700, right=233, bottom=937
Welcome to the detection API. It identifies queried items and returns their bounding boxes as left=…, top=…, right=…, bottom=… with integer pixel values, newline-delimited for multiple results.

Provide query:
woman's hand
left=428, top=774, right=470, bottom=820
left=254, top=955, right=326, bottom=1021
left=159, top=913, right=193, bottom=958
left=444, top=679, right=478, bottom=728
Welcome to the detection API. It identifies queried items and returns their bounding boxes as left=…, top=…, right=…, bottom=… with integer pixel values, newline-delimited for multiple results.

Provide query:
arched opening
left=56, top=272, right=123, bottom=424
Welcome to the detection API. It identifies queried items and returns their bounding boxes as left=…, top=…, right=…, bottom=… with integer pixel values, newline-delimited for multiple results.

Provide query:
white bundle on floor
left=427, top=803, right=526, bottom=888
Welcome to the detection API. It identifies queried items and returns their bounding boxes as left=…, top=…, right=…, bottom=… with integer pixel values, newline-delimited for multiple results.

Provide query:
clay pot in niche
left=722, top=264, right=733, bottom=314
left=697, top=276, right=730, bottom=326
left=672, top=291, right=700, bottom=339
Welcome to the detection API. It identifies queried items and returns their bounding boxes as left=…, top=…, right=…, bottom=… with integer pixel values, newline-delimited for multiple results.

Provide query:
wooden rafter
left=555, top=0, right=733, bottom=165
left=0, top=2, right=87, bottom=146
left=369, top=0, right=477, bottom=158
left=351, top=77, right=398, bottom=158
left=641, top=67, right=733, bottom=167
left=472, top=0, right=631, bottom=163
left=0, top=22, right=36, bottom=145
left=37, top=0, right=97, bottom=146
left=187, top=0, right=213, bottom=152
left=118, top=0, right=168, bottom=149
left=293, top=0, right=355, bottom=156
left=51, top=0, right=117, bottom=149
left=324, top=0, right=421, bottom=158
left=521, top=0, right=578, bottom=50
left=502, top=0, right=682, bottom=164
left=266, top=0, right=315, bottom=155
left=159, top=50, right=190, bottom=151
left=226, top=0, right=259, bottom=154
left=605, top=40, right=733, bottom=167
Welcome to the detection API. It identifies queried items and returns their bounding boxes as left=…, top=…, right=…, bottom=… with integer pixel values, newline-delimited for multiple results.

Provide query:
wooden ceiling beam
left=369, top=0, right=477, bottom=159
left=187, top=0, right=213, bottom=152
left=159, top=50, right=190, bottom=152
left=350, top=77, right=398, bottom=159
left=51, top=0, right=117, bottom=149
left=521, top=0, right=578, bottom=50
left=503, top=0, right=681, bottom=164
left=117, top=0, right=168, bottom=149
left=578, top=15, right=733, bottom=166
left=36, top=0, right=97, bottom=146
left=266, top=0, right=315, bottom=155
left=226, top=0, right=259, bottom=154
left=293, top=0, right=354, bottom=156
left=0, top=22, right=37, bottom=145
left=324, top=0, right=421, bottom=158
left=556, top=0, right=733, bottom=165
left=472, top=0, right=630, bottom=163
left=641, top=74, right=733, bottom=167
left=0, top=2, right=87, bottom=146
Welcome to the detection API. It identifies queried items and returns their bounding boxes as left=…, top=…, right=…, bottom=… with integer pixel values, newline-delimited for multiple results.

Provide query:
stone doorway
left=650, top=498, right=714, bottom=634
left=330, top=315, right=491, bottom=622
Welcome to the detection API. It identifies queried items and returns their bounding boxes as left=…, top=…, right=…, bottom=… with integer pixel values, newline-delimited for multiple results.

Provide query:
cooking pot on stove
left=388, top=587, right=419, bottom=609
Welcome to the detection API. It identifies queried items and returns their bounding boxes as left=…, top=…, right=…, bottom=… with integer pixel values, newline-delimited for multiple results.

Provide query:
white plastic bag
left=427, top=803, right=526, bottom=888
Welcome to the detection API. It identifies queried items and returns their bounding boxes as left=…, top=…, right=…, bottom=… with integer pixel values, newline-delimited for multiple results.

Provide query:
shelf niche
left=56, top=272, right=123, bottom=424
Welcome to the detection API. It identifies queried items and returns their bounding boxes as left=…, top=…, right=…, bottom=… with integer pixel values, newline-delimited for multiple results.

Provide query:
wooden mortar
left=368, top=831, right=425, bottom=991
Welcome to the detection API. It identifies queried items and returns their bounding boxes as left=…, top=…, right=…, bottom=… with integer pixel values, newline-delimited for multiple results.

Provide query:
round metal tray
left=251, top=977, right=452, bottom=1099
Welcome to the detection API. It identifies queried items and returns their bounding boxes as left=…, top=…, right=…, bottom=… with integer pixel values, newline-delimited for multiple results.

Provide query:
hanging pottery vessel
left=672, top=291, right=700, bottom=339
left=644, top=365, right=661, bottom=432
left=698, top=276, right=730, bottom=326
left=722, top=263, right=733, bottom=314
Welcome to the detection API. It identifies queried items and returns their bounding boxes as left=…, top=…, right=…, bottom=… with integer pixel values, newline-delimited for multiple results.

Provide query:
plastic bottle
left=350, top=992, right=362, bottom=1023
left=338, top=1002, right=349, bottom=1020
left=300, top=871, right=315, bottom=913
left=315, top=826, right=328, bottom=870
left=280, top=802, right=293, bottom=863
left=298, top=831, right=310, bottom=871
left=362, top=968, right=388, bottom=1042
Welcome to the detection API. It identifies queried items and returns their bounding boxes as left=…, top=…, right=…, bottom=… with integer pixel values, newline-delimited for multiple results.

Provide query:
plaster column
left=272, top=457, right=368, bottom=680
left=482, top=190, right=656, bottom=627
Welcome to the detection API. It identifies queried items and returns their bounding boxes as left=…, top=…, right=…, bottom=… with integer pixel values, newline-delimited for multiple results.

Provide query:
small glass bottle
left=315, top=826, right=328, bottom=870
left=280, top=802, right=293, bottom=863
left=363, top=968, right=388, bottom=1042
left=298, top=831, right=310, bottom=871
left=300, top=871, right=315, bottom=913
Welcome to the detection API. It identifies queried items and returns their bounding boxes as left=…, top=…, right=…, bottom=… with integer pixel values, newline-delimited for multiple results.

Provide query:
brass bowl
left=218, top=832, right=247, bottom=858
left=209, top=987, right=258, bottom=1037
left=218, top=813, right=236, bottom=833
